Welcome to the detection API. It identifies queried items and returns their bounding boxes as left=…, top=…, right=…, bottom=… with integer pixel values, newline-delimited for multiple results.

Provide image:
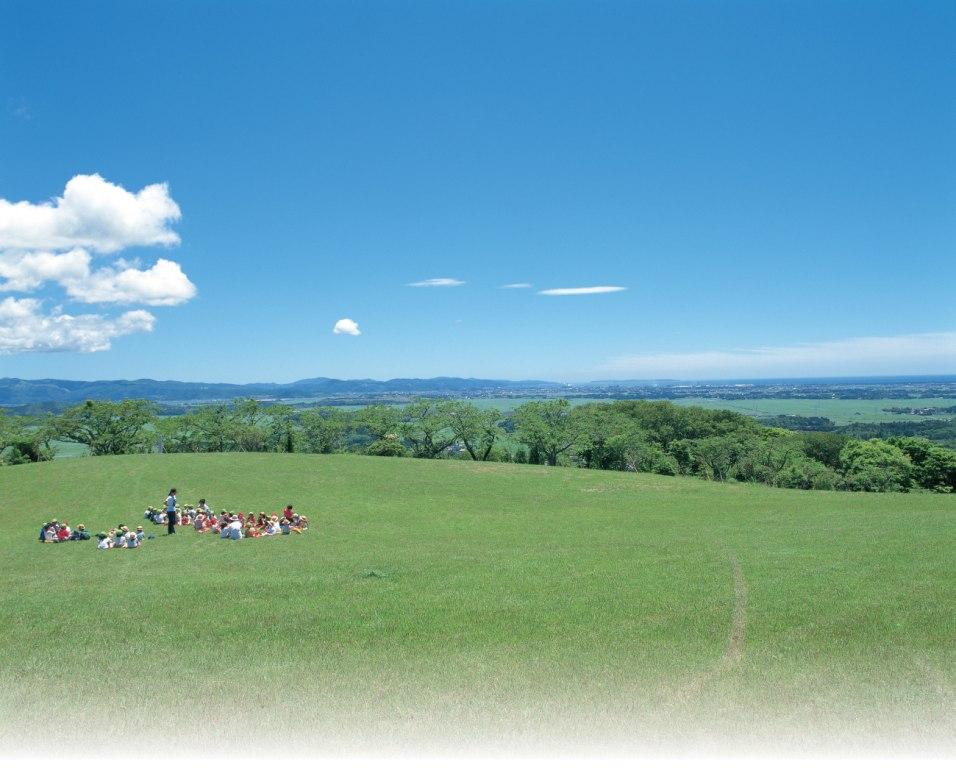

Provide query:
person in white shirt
left=96, top=533, right=113, bottom=550
left=223, top=518, right=243, bottom=540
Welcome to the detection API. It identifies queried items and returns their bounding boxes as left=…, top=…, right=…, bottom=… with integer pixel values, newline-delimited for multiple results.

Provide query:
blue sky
left=1, top=0, right=954, bottom=383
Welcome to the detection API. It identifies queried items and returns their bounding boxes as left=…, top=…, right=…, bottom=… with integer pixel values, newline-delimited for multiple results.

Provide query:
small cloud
left=333, top=318, right=361, bottom=336
left=538, top=286, right=627, bottom=296
left=500, top=283, right=532, bottom=289
left=407, top=278, right=465, bottom=287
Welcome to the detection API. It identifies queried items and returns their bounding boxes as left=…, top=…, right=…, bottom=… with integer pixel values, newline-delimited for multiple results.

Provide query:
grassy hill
left=0, top=454, right=953, bottom=754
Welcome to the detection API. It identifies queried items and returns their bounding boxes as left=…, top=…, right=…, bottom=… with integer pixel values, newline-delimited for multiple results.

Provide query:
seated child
left=56, top=524, right=71, bottom=542
left=71, top=524, right=91, bottom=541
left=39, top=520, right=57, bottom=542
left=96, top=532, right=113, bottom=550
left=279, top=519, right=291, bottom=535
left=226, top=519, right=243, bottom=540
left=135, top=526, right=145, bottom=542
left=43, top=526, right=58, bottom=543
left=126, top=531, right=140, bottom=548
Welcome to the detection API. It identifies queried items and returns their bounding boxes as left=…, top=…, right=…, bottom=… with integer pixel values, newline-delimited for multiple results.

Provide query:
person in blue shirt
left=165, top=488, right=177, bottom=535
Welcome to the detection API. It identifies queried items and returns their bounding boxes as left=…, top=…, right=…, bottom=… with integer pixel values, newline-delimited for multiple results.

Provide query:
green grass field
left=1, top=454, right=953, bottom=753
left=677, top=397, right=956, bottom=425
left=462, top=396, right=956, bottom=424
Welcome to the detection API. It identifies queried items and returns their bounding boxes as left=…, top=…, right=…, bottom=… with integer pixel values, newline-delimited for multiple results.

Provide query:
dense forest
left=2, top=398, right=954, bottom=493
left=759, top=414, right=956, bottom=450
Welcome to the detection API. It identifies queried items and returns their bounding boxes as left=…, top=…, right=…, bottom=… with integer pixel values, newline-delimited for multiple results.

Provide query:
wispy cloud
left=501, top=282, right=532, bottom=289
left=539, top=286, right=627, bottom=296
left=605, top=331, right=956, bottom=378
left=407, top=278, right=465, bottom=287
left=332, top=318, right=361, bottom=336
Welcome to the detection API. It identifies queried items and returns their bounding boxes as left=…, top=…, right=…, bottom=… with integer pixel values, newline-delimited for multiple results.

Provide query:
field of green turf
left=0, top=454, right=953, bottom=752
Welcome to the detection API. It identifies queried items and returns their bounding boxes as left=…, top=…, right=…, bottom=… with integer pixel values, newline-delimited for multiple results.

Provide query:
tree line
left=2, top=398, right=954, bottom=493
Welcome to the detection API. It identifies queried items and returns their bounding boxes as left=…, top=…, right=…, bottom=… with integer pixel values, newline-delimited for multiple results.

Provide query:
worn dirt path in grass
left=663, top=551, right=748, bottom=710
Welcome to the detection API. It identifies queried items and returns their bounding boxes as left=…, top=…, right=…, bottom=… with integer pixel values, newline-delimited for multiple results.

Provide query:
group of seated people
left=197, top=506, right=309, bottom=540
left=40, top=502, right=309, bottom=549
left=38, top=520, right=90, bottom=543
left=96, top=524, right=152, bottom=549
left=144, top=501, right=309, bottom=541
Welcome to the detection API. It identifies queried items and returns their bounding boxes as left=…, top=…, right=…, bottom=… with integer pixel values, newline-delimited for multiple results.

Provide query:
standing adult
left=165, top=488, right=178, bottom=535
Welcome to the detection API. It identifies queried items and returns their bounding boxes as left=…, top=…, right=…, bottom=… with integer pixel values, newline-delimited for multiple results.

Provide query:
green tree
left=228, top=399, right=270, bottom=451
left=299, top=408, right=348, bottom=453
left=155, top=414, right=201, bottom=453
left=443, top=401, right=503, bottom=461
left=840, top=439, right=913, bottom=492
left=513, top=399, right=580, bottom=466
left=53, top=400, right=157, bottom=456
left=887, top=437, right=956, bottom=492
left=572, top=405, right=630, bottom=469
left=193, top=405, right=233, bottom=451
left=801, top=431, right=850, bottom=469
left=399, top=400, right=456, bottom=459
left=265, top=404, right=299, bottom=452
left=356, top=405, right=402, bottom=441
left=677, top=434, right=750, bottom=481
left=0, top=411, right=54, bottom=464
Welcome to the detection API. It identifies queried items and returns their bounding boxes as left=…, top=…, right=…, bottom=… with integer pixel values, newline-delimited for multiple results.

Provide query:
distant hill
left=0, top=376, right=563, bottom=406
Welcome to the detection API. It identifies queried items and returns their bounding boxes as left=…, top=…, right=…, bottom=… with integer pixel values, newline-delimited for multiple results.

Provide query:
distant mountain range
left=0, top=376, right=565, bottom=406
left=2, top=374, right=954, bottom=411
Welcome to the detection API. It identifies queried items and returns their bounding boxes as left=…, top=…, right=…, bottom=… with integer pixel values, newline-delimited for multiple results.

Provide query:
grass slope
left=0, top=454, right=953, bottom=753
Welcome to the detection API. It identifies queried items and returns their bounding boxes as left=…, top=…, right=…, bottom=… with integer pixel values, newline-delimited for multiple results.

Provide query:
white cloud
left=501, top=283, right=532, bottom=289
left=0, top=250, right=195, bottom=305
left=605, top=331, right=956, bottom=379
left=333, top=318, right=361, bottom=336
left=538, top=286, right=627, bottom=296
left=0, top=174, right=181, bottom=253
left=0, top=297, right=155, bottom=353
left=63, top=257, right=197, bottom=306
left=0, top=248, right=91, bottom=292
left=407, top=278, right=465, bottom=287
left=0, top=175, right=195, bottom=351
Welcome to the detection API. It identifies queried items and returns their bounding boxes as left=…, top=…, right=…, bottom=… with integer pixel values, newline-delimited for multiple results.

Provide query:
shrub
left=365, top=438, right=410, bottom=458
